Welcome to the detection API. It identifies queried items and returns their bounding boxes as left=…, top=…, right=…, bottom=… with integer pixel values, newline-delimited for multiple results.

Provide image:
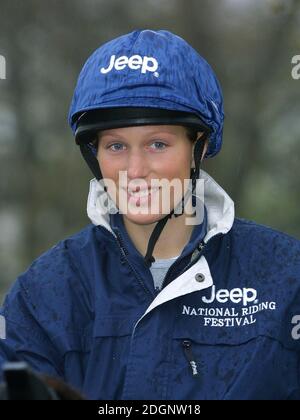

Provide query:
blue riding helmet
left=68, top=29, right=224, bottom=158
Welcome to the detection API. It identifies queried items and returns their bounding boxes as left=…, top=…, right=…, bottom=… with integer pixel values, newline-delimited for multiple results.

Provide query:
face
left=97, top=125, right=202, bottom=225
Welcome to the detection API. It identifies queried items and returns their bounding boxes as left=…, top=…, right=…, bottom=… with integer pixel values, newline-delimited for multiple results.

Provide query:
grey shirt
left=150, top=255, right=179, bottom=291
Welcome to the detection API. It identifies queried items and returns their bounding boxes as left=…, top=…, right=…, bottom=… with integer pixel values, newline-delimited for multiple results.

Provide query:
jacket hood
left=87, top=169, right=235, bottom=246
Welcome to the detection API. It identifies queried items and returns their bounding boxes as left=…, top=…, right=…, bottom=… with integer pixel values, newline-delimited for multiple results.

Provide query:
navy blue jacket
left=1, top=171, right=300, bottom=400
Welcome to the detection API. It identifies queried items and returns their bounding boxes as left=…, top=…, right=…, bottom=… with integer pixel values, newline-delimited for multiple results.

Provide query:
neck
left=123, top=211, right=195, bottom=260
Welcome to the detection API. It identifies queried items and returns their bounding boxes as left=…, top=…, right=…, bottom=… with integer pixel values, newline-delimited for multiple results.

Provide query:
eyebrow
left=98, top=129, right=177, bottom=140
left=146, top=129, right=177, bottom=136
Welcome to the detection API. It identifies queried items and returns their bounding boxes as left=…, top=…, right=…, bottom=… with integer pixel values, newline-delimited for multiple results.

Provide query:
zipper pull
left=182, top=340, right=199, bottom=378
left=190, top=241, right=205, bottom=263
left=198, top=241, right=205, bottom=251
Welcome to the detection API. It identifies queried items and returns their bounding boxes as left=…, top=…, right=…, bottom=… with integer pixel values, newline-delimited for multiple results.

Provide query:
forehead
left=98, top=125, right=187, bottom=138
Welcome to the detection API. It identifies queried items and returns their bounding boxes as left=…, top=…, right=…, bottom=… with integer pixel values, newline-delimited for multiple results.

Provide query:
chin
left=122, top=212, right=166, bottom=226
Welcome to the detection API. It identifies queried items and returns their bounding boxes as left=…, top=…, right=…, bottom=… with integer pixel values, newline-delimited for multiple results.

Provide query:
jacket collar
left=108, top=203, right=208, bottom=262
left=87, top=169, right=235, bottom=249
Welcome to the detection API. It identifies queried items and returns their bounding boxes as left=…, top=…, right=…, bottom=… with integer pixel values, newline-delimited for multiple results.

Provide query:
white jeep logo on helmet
left=100, top=54, right=159, bottom=76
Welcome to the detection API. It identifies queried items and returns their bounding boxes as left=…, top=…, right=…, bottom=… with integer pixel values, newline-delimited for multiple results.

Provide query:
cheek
left=98, top=155, right=120, bottom=180
left=159, top=148, right=192, bottom=180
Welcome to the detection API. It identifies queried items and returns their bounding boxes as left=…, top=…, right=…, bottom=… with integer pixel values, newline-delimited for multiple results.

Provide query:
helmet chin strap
left=80, top=144, right=102, bottom=181
left=80, top=134, right=207, bottom=268
left=144, top=134, right=206, bottom=268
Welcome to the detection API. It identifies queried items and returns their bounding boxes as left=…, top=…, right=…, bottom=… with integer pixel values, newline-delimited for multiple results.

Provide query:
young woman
left=1, top=29, right=300, bottom=400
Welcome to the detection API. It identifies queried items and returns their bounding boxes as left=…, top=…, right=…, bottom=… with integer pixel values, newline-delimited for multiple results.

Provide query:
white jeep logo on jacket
left=100, top=54, right=159, bottom=75
left=202, top=285, right=258, bottom=306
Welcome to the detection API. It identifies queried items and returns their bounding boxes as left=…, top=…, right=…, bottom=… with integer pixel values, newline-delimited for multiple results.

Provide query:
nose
left=126, top=150, right=149, bottom=180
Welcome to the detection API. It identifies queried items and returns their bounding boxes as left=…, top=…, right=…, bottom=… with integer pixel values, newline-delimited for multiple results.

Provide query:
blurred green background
left=0, top=0, right=300, bottom=302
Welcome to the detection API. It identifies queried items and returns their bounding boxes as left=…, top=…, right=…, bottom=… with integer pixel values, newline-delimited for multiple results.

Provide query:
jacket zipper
left=97, top=225, right=154, bottom=298
left=160, top=232, right=225, bottom=290
left=177, top=241, right=205, bottom=276
left=113, top=229, right=155, bottom=298
left=182, top=340, right=200, bottom=377
left=160, top=240, right=206, bottom=291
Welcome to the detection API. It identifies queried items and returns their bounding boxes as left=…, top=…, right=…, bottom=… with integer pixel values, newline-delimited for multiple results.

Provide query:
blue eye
left=108, top=143, right=125, bottom=151
left=150, top=141, right=167, bottom=150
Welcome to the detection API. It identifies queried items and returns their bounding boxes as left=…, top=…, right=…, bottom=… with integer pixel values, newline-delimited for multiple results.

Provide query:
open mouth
left=125, top=187, right=160, bottom=205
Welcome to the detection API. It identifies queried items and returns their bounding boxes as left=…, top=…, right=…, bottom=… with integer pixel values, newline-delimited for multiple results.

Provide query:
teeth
left=128, top=188, right=159, bottom=198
